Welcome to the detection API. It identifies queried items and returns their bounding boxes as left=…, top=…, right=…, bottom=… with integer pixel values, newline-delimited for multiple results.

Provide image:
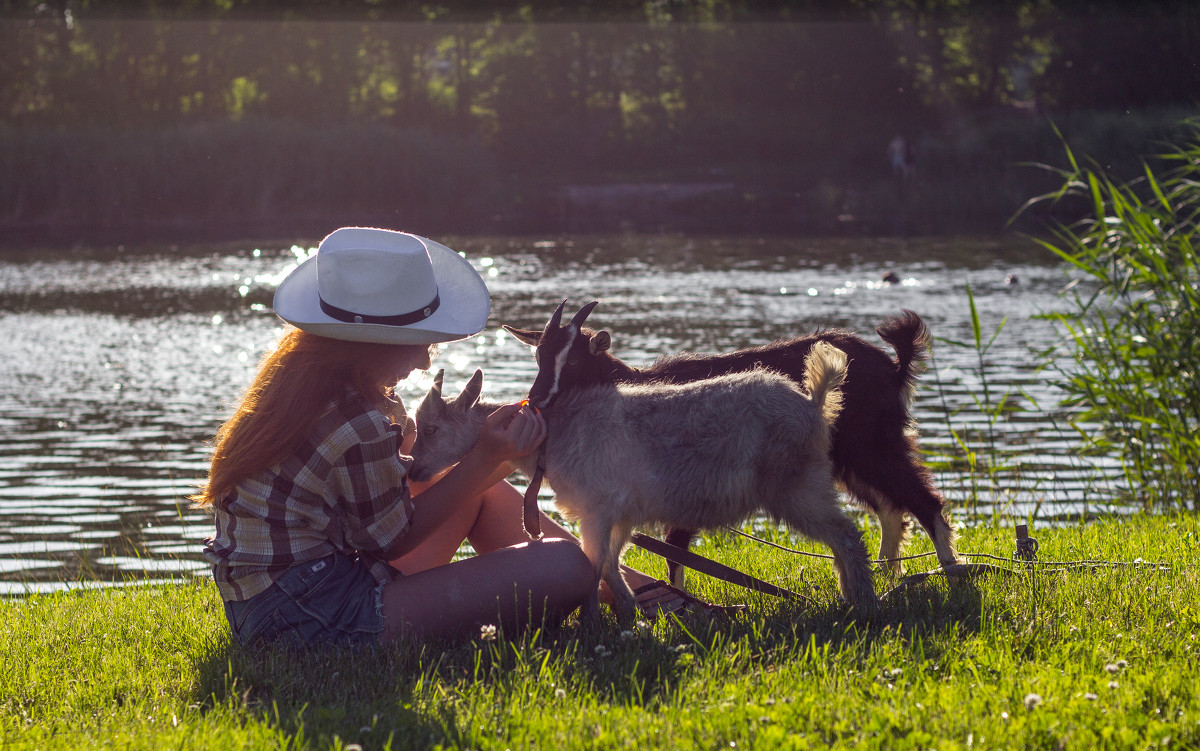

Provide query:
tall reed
left=1029, top=120, right=1200, bottom=511
left=927, top=282, right=1020, bottom=512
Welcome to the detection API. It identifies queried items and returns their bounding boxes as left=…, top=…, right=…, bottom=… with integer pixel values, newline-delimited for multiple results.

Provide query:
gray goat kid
left=410, top=318, right=876, bottom=624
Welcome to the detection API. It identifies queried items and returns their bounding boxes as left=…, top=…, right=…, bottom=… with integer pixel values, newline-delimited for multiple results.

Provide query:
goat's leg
left=875, top=505, right=910, bottom=577
left=780, top=485, right=877, bottom=609
left=843, top=441, right=959, bottom=568
left=598, top=521, right=637, bottom=625
left=841, top=475, right=911, bottom=578
left=576, top=516, right=610, bottom=624
left=663, top=527, right=696, bottom=589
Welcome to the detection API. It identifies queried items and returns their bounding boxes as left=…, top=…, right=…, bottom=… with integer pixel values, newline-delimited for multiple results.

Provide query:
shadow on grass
left=186, top=572, right=991, bottom=748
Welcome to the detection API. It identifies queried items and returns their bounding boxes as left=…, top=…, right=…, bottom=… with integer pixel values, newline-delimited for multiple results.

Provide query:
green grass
left=3, top=513, right=1198, bottom=750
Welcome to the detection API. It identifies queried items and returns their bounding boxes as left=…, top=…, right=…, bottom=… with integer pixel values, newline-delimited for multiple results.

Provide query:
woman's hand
left=475, top=403, right=546, bottom=463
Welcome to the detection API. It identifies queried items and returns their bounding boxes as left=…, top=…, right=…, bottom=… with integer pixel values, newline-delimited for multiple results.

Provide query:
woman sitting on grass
left=195, top=227, right=719, bottom=648
left=193, top=227, right=603, bottom=648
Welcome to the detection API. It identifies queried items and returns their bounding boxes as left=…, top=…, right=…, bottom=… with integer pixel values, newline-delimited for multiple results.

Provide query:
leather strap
left=630, top=532, right=808, bottom=601
left=522, top=444, right=545, bottom=539
left=319, top=292, right=440, bottom=326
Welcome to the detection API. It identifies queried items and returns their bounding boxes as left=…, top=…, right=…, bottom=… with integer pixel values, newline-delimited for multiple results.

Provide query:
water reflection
left=0, top=235, right=1124, bottom=592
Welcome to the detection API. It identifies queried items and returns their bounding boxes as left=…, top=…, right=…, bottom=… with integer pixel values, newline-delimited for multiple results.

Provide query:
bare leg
left=395, top=479, right=660, bottom=580
left=379, top=538, right=594, bottom=644
left=389, top=478, right=678, bottom=631
left=389, top=478, right=566, bottom=574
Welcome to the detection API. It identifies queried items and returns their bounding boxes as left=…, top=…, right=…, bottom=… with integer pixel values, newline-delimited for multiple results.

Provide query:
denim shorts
left=223, top=552, right=386, bottom=648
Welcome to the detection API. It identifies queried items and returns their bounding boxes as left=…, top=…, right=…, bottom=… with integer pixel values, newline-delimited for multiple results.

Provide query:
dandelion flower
left=1024, top=693, right=1042, bottom=710
left=554, top=688, right=567, bottom=699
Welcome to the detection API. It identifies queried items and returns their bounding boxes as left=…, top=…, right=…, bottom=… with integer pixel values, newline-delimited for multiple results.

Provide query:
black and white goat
left=505, top=302, right=959, bottom=581
left=410, top=305, right=875, bottom=624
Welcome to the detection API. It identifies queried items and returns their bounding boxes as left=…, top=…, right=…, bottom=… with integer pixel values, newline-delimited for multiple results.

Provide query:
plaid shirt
left=204, top=388, right=416, bottom=602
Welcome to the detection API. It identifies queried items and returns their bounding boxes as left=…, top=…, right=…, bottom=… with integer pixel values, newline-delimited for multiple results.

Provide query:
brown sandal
left=632, top=580, right=747, bottom=619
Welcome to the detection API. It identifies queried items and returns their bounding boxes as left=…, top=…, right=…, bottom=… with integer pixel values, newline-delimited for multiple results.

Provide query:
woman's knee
left=528, top=538, right=595, bottom=594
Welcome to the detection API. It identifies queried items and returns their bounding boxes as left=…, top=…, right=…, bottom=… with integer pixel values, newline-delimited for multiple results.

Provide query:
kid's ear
left=502, top=325, right=542, bottom=347
left=453, top=369, right=484, bottom=409
left=590, top=330, right=611, bottom=354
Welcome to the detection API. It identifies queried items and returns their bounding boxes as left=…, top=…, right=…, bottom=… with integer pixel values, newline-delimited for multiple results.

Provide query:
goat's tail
left=876, top=308, right=930, bottom=393
left=803, top=341, right=848, bottom=426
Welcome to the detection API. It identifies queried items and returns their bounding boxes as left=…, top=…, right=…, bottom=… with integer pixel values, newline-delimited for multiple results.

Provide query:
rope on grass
left=726, top=526, right=940, bottom=565
left=698, top=523, right=1181, bottom=604
left=724, top=524, right=1175, bottom=578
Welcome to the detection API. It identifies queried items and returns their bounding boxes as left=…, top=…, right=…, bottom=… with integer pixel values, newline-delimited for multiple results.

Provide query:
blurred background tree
left=1, top=0, right=1196, bottom=241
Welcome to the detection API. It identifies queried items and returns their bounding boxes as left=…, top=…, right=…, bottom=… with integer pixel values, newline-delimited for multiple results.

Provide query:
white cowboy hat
left=273, top=227, right=490, bottom=345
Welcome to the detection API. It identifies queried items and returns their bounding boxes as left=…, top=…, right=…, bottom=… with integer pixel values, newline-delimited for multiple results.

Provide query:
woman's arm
left=385, top=403, right=544, bottom=558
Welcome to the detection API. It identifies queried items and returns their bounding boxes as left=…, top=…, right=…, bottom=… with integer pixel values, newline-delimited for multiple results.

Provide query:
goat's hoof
left=580, top=592, right=603, bottom=624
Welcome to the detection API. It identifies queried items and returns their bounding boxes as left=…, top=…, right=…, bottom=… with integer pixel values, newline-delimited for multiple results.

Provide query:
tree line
left=2, top=0, right=1197, bottom=239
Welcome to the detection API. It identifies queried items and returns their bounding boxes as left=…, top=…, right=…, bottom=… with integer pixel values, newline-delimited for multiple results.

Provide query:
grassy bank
left=2, top=513, right=1197, bottom=750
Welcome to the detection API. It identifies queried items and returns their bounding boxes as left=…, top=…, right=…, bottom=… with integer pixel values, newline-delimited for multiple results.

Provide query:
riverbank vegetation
left=1033, top=122, right=1200, bottom=511
left=2, top=513, right=1198, bottom=750
left=2, top=1, right=1198, bottom=243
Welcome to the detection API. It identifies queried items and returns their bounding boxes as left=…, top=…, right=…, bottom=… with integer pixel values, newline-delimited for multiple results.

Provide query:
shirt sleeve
left=330, top=422, right=415, bottom=558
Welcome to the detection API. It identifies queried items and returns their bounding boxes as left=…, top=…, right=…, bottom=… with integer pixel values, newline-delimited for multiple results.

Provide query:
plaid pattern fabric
left=204, top=389, right=416, bottom=602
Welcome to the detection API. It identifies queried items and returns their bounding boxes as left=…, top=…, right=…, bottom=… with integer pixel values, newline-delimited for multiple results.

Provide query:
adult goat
left=410, top=305, right=874, bottom=624
left=506, top=303, right=958, bottom=581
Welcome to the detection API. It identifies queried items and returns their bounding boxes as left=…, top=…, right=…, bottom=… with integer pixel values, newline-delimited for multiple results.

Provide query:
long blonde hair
left=193, top=328, right=429, bottom=507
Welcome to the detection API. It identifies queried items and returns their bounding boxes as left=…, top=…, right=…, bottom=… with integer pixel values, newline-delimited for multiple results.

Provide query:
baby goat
left=409, top=341, right=875, bottom=625
left=506, top=303, right=958, bottom=580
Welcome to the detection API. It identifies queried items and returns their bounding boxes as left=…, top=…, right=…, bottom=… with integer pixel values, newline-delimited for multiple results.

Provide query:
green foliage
left=928, top=282, right=1018, bottom=510
left=1032, top=121, right=1200, bottom=510
left=0, top=119, right=504, bottom=238
left=3, top=516, right=1199, bottom=749
left=3, top=4, right=1199, bottom=238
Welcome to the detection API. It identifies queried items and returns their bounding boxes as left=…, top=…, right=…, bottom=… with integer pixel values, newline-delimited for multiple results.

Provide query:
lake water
left=0, top=235, right=1126, bottom=594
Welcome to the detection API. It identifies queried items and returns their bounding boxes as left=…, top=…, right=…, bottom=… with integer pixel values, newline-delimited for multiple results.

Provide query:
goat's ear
left=431, top=369, right=445, bottom=398
left=502, top=325, right=542, bottom=347
left=590, top=330, right=611, bottom=354
left=453, top=369, right=484, bottom=409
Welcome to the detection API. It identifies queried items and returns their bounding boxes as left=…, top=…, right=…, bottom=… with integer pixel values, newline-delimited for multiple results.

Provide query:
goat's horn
left=570, top=300, right=599, bottom=329
left=431, top=368, right=445, bottom=396
left=547, top=299, right=567, bottom=330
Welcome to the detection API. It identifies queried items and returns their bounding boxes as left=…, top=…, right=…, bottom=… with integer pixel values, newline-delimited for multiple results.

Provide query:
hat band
left=319, top=292, right=441, bottom=326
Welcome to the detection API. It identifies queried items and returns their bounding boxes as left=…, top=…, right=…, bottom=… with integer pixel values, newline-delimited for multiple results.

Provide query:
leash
left=522, top=443, right=546, bottom=540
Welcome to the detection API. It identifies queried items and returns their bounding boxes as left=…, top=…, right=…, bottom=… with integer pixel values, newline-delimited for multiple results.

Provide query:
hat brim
left=272, top=235, right=491, bottom=345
